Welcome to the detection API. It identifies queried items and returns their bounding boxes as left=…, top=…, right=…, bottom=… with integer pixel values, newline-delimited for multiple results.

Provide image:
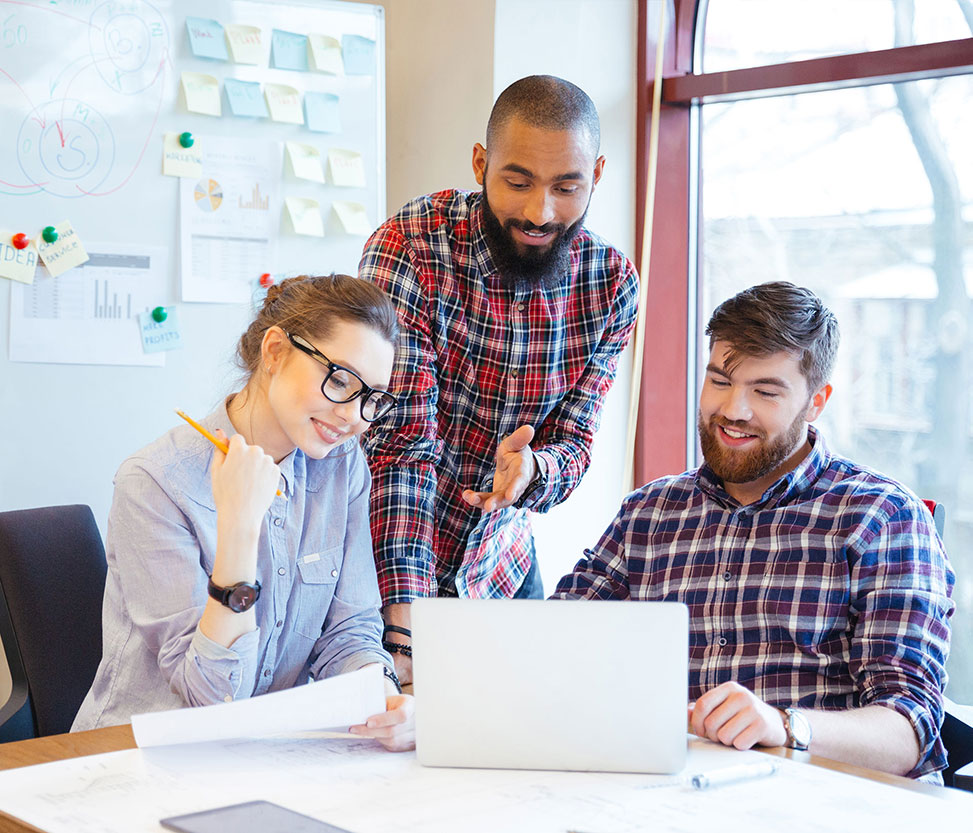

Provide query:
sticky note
left=162, top=132, right=203, bottom=177
left=271, top=29, right=309, bottom=71
left=332, top=201, right=373, bottom=236
left=327, top=148, right=366, bottom=188
left=342, top=34, right=375, bottom=76
left=285, top=197, right=324, bottom=237
left=285, top=142, right=325, bottom=183
left=139, top=307, right=182, bottom=353
left=34, top=221, right=89, bottom=278
left=226, top=24, right=262, bottom=64
left=186, top=17, right=228, bottom=61
left=264, top=83, right=303, bottom=124
left=0, top=236, right=39, bottom=284
left=308, top=34, right=342, bottom=74
left=305, top=92, right=341, bottom=133
left=181, top=72, right=222, bottom=116
left=224, top=78, right=268, bottom=118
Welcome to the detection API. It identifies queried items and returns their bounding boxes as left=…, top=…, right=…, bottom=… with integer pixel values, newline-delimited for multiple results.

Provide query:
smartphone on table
left=160, top=800, right=354, bottom=833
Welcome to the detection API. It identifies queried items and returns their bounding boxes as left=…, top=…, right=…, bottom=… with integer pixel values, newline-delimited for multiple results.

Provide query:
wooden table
left=0, top=725, right=964, bottom=832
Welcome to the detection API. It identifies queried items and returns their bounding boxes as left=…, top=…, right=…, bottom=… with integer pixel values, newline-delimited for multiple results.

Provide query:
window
left=696, top=3, right=973, bottom=698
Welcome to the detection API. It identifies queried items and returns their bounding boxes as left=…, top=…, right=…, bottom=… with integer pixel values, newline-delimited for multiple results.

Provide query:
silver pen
left=689, top=760, right=780, bottom=790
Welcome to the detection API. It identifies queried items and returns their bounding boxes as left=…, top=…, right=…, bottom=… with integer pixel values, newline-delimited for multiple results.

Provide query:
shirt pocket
left=294, top=546, right=342, bottom=640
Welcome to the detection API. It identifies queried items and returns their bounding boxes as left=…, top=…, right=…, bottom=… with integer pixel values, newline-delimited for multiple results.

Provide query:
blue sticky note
left=138, top=308, right=182, bottom=353
left=305, top=92, right=341, bottom=133
left=342, top=35, right=375, bottom=75
left=272, top=29, right=309, bottom=71
left=225, top=78, right=269, bottom=118
left=186, top=17, right=229, bottom=61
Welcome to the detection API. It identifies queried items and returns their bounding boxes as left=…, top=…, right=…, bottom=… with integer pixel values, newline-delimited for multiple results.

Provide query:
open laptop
left=411, top=598, right=688, bottom=773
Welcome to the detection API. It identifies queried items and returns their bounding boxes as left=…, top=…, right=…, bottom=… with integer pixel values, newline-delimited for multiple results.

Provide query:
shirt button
left=723, top=571, right=732, bottom=581
left=718, top=636, right=728, bottom=647
left=510, top=370, right=519, bottom=379
left=224, top=695, right=232, bottom=703
left=516, top=303, right=526, bottom=312
left=273, top=517, right=283, bottom=527
left=331, top=569, right=338, bottom=578
left=263, top=669, right=271, bottom=678
left=278, top=567, right=286, bottom=576
left=276, top=620, right=283, bottom=628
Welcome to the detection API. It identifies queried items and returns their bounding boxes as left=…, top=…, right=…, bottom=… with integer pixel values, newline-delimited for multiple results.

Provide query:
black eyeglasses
left=286, top=332, right=398, bottom=422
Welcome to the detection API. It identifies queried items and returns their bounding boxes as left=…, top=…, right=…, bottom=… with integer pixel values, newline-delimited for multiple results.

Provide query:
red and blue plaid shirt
left=552, top=427, right=954, bottom=778
left=359, top=190, right=638, bottom=603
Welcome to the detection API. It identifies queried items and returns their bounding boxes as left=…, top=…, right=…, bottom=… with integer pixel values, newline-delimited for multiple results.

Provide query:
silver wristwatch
left=782, top=707, right=812, bottom=751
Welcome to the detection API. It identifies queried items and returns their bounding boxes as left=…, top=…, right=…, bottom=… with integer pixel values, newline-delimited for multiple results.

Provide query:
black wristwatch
left=207, top=576, right=261, bottom=613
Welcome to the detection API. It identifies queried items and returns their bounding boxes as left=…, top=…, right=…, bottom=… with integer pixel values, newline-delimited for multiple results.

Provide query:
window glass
left=700, top=75, right=973, bottom=699
left=702, top=0, right=970, bottom=73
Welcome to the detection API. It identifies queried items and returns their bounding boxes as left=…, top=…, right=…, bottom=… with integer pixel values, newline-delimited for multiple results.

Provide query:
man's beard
left=480, top=181, right=588, bottom=290
left=697, top=407, right=808, bottom=487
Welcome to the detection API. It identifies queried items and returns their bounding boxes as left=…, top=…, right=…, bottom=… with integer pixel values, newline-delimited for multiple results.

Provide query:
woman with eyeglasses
left=73, top=274, right=413, bottom=750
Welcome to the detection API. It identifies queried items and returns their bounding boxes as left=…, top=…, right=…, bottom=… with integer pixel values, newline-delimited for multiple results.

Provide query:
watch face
left=788, top=709, right=812, bottom=749
left=227, top=583, right=260, bottom=612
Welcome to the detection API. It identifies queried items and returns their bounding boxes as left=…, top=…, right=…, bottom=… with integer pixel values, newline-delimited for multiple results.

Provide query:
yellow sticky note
left=181, top=72, right=222, bottom=116
left=285, top=197, right=324, bottom=237
left=162, top=132, right=203, bottom=178
left=35, top=221, right=89, bottom=278
left=332, top=201, right=373, bottom=236
left=308, top=34, right=342, bottom=74
left=0, top=236, right=39, bottom=284
left=265, top=83, right=303, bottom=124
left=285, top=142, right=325, bottom=183
left=226, top=24, right=262, bottom=64
left=327, top=148, right=366, bottom=188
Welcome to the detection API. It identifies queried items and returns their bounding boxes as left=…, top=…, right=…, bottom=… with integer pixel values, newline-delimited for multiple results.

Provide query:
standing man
left=553, top=282, right=954, bottom=779
left=360, top=76, right=639, bottom=683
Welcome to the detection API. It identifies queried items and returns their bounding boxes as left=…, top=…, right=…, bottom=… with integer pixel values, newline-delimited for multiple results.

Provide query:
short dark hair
left=486, top=75, right=600, bottom=156
left=705, top=282, right=840, bottom=393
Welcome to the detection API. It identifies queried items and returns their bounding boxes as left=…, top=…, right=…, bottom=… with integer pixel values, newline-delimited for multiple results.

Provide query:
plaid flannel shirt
left=552, top=427, right=954, bottom=778
left=359, top=190, right=638, bottom=604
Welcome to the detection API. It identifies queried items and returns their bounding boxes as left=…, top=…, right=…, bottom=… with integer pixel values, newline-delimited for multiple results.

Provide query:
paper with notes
left=132, top=665, right=385, bottom=748
left=181, top=72, right=222, bottom=116
left=0, top=736, right=968, bottom=833
left=264, top=83, right=304, bottom=124
left=226, top=24, right=263, bottom=64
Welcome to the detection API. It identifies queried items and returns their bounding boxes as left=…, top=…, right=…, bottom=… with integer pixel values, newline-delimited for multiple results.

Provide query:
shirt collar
left=205, top=399, right=298, bottom=498
left=696, top=425, right=830, bottom=510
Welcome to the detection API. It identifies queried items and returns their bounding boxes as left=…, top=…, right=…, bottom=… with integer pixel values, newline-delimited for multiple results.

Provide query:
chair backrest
left=922, top=499, right=945, bottom=537
left=0, top=505, right=107, bottom=740
left=943, top=702, right=973, bottom=791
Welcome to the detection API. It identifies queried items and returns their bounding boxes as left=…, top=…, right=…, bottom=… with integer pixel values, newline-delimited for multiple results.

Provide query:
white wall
left=493, top=0, right=638, bottom=592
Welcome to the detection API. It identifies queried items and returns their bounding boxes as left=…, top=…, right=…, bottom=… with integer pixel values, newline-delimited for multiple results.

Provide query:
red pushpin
left=259, top=272, right=274, bottom=288
left=11, top=233, right=29, bottom=250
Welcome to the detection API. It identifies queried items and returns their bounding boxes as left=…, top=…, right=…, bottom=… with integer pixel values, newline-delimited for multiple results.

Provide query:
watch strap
left=207, top=576, right=262, bottom=612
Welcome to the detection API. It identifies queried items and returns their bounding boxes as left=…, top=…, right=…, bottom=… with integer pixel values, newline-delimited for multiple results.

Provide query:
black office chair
left=0, top=505, right=107, bottom=742
left=942, top=705, right=973, bottom=790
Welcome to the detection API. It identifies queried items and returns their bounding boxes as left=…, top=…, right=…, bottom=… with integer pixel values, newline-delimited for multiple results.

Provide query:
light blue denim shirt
left=73, top=403, right=392, bottom=730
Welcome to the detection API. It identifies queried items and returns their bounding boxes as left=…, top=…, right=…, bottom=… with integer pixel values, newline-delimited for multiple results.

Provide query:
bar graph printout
left=9, top=244, right=168, bottom=366
left=179, top=136, right=282, bottom=304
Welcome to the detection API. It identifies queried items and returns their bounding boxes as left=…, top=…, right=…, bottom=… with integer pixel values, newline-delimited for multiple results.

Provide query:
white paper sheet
left=132, top=665, right=385, bottom=748
left=179, top=136, right=281, bottom=304
left=8, top=244, right=168, bottom=366
left=0, top=737, right=968, bottom=833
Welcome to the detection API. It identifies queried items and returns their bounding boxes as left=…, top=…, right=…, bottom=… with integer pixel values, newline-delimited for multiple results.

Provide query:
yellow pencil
left=175, top=410, right=285, bottom=498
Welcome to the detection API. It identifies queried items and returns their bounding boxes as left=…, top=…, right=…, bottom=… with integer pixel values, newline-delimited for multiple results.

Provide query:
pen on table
left=689, top=760, right=779, bottom=790
left=175, top=410, right=285, bottom=498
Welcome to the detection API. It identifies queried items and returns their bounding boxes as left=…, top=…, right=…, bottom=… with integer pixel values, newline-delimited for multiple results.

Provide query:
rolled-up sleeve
left=849, top=502, right=954, bottom=778
left=110, top=461, right=260, bottom=707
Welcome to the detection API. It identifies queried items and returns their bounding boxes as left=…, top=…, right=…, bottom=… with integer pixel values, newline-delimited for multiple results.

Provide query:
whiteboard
left=0, top=0, right=385, bottom=532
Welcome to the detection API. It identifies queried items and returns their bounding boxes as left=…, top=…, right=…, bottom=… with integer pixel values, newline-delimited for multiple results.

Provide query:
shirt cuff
left=184, top=626, right=260, bottom=703
left=522, top=448, right=558, bottom=511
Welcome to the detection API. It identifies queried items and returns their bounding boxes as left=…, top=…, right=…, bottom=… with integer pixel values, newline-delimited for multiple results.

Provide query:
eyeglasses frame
left=284, top=331, right=398, bottom=422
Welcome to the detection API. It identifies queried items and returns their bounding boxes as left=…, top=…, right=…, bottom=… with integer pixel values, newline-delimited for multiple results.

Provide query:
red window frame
left=633, top=0, right=973, bottom=486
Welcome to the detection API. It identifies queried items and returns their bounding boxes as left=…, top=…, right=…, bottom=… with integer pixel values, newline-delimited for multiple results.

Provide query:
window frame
left=634, top=0, right=973, bottom=485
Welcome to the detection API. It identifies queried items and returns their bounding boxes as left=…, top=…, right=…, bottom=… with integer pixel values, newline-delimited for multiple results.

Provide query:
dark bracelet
left=383, top=624, right=412, bottom=640
left=382, top=664, right=403, bottom=694
left=383, top=640, right=413, bottom=658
